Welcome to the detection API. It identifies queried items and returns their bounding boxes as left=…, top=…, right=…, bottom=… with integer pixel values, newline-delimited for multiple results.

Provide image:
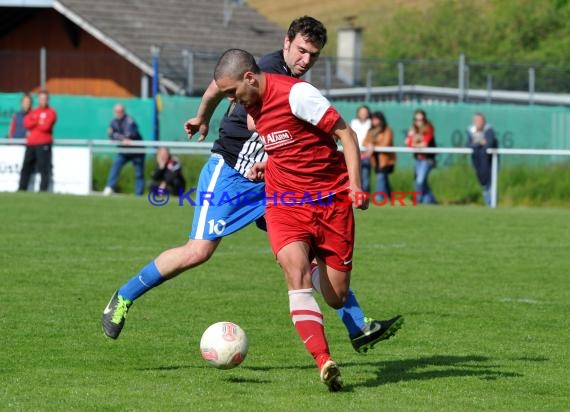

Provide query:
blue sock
left=118, top=261, right=165, bottom=302
left=336, top=288, right=367, bottom=337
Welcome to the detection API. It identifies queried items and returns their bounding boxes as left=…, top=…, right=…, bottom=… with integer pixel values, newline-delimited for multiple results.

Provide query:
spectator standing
left=103, top=104, right=145, bottom=196
left=363, top=111, right=396, bottom=202
left=405, top=109, right=437, bottom=204
left=467, top=113, right=498, bottom=207
left=149, top=147, right=186, bottom=195
left=8, top=93, right=32, bottom=139
left=18, top=90, right=57, bottom=192
left=350, top=105, right=372, bottom=193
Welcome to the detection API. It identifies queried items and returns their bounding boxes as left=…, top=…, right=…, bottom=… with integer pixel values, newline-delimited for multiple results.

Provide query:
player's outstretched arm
left=333, top=119, right=368, bottom=210
left=184, top=79, right=225, bottom=141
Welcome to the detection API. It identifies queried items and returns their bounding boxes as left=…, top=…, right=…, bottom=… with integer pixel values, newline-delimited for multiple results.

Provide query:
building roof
left=52, top=0, right=285, bottom=93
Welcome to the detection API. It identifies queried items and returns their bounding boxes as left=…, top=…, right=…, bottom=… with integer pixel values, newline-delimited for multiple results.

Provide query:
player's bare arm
left=246, top=113, right=256, bottom=132
left=247, top=161, right=266, bottom=181
left=333, top=119, right=368, bottom=210
left=244, top=114, right=266, bottom=181
left=184, top=79, right=225, bottom=141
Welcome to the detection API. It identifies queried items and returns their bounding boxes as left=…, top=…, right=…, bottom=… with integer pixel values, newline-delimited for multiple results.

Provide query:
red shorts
left=265, top=193, right=355, bottom=272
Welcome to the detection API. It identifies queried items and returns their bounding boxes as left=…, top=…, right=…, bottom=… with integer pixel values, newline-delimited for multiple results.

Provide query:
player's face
left=283, top=33, right=322, bottom=77
left=216, top=73, right=260, bottom=108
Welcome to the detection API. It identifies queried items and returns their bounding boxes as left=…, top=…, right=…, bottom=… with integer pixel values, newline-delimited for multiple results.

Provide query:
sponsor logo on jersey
left=261, top=129, right=294, bottom=149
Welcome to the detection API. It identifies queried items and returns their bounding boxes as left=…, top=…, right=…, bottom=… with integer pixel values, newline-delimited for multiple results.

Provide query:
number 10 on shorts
left=208, top=219, right=227, bottom=236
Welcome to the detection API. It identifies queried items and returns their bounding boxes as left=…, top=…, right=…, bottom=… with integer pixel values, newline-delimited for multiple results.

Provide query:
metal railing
left=3, top=138, right=569, bottom=208
left=3, top=48, right=570, bottom=104
left=179, top=51, right=570, bottom=104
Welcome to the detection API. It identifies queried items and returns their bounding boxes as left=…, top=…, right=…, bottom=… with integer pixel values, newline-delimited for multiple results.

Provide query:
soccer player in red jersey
left=101, top=17, right=402, bottom=355
left=214, top=49, right=369, bottom=391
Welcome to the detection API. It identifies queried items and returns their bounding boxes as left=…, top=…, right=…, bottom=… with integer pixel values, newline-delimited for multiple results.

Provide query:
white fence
left=1, top=138, right=569, bottom=208
left=369, top=146, right=570, bottom=208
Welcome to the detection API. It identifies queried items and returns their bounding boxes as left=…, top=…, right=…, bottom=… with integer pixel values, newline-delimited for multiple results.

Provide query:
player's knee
left=192, top=247, right=214, bottom=265
left=327, top=294, right=346, bottom=309
left=180, top=241, right=215, bottom=268
left=284, top=270, right=312, bottom=290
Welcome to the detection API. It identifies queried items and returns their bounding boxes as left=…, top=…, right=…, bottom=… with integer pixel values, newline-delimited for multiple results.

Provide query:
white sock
left=311, top=264, right=322, bottom=294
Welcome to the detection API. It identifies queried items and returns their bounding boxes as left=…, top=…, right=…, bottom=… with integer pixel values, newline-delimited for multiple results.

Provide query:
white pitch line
left=499, top=298, right=549, bottom=305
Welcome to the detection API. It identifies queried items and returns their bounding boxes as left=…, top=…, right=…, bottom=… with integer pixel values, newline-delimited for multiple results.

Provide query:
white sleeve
left=288, top=82, right=332, bottom=126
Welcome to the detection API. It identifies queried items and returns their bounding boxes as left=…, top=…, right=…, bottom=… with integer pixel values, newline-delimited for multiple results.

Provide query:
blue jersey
left=212, top=50, right=292, bottom=177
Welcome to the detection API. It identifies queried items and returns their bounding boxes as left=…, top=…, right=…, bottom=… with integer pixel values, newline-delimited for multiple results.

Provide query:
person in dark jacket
left=103, top=104, right=145, bottom=196
left=8, top=93, right=32, bottom=139
left=466, top=113, right=498, bottom=206
left=149, top=147, right=186, bottom=195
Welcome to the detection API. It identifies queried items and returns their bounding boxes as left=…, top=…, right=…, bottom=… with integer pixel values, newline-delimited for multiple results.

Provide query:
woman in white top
left=350, top=105, right=372, bottom=193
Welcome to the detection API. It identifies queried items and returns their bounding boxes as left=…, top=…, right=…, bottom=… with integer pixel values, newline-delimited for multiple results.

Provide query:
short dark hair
left=287, top=16, right=327, bottom=49
left=214, top=49, right=260, bottom=81
left=38, top=89, right=49, bottom=96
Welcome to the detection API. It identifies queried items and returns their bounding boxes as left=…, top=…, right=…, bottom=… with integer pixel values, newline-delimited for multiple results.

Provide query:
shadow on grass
left=343, top=355, right=525, bottom=390
left=136, top=365, right=197, bottom=371
left=243, top=365, right=308, bottom=372
left=223, top=376, right=271, bottom=384
left=246, top=355, right=529, bottom=388
left=138, top=354, right=541, bottom=389
left=510, top=356, right=549, bottom=362
left=135, top=365, right=199, bottom=372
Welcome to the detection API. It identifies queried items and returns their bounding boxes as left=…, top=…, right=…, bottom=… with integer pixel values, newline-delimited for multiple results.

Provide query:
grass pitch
left=0, top=193, right=568, bottom=411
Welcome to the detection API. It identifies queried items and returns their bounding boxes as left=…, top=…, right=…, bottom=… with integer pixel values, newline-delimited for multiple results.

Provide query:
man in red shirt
left=18, top=90, right=57, bottom=192
left=214, top=49, right=368, bottom=392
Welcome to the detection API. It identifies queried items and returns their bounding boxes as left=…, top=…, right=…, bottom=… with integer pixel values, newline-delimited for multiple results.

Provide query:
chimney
left=223, top=0, right=244, bottom=27
left=336, top=16, right=363, bottom=86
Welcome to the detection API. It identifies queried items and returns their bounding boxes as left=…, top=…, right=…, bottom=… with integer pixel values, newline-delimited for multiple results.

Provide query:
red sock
left=289, top=289, right=330, bottom=369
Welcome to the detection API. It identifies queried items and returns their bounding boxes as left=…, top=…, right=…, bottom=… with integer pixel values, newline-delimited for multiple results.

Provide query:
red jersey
left=23, top=106, right=57, bottom=146
left=247, top=73, right=349, bottom=201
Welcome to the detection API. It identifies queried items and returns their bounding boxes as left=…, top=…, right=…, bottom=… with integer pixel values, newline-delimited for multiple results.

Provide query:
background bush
left=92, top=154, right=570, bottom=207
left=92, top=153, right=208, bottom=194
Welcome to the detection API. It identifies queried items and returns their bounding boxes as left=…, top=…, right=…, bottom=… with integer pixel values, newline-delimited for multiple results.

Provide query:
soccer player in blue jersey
left=102, top=16, right=403, bottom=352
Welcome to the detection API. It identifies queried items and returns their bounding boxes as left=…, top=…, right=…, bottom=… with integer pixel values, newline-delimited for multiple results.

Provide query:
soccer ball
left=199, top=322, right=249, bottom=369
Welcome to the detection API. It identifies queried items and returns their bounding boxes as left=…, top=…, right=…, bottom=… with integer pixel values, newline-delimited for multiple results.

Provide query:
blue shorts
left=190, top=155, right=266, bottom=240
